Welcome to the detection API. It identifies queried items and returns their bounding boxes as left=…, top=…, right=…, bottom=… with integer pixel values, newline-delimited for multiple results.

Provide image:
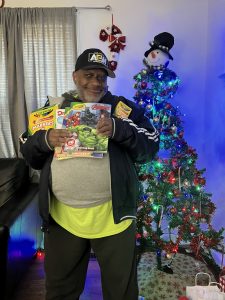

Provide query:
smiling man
left=73, top=49, right=113, bottom=103
left=20, top=48, right=160, bottom=300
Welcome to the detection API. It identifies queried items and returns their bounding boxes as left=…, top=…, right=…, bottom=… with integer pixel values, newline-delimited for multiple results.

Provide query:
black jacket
left=20, top=91, right=159, bottom=231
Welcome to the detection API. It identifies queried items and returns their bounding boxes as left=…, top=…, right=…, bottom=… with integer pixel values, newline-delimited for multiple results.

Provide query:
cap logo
left=88, top=52, right=108, bottom=66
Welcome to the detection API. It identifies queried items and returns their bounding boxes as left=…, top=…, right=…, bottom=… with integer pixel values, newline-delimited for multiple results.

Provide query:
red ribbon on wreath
left=99, top=15, right=126, bottom=71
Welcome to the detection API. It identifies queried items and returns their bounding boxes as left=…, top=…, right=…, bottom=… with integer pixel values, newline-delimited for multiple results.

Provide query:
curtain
left=0, top=8, right=77, bottom=157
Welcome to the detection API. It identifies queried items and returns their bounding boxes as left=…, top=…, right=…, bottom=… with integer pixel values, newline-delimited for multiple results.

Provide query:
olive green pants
left=44, top=218, right=138, bottom=300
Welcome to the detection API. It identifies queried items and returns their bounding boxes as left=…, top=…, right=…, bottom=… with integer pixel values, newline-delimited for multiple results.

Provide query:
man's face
left=73, top=69, right=108, bottom=103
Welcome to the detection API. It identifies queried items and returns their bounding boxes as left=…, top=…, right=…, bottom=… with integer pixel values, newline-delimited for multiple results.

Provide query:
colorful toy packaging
left=28, top=104, right=58, bottom=135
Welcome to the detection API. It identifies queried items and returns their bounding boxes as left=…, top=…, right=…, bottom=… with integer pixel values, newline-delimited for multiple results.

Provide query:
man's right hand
left=47, top=129, right=72, bottom=148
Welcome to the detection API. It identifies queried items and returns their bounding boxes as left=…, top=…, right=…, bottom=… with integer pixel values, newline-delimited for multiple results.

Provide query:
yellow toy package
left=114, top=101, right=132, bottom=119
left=28, top=104, right=58, bottom=135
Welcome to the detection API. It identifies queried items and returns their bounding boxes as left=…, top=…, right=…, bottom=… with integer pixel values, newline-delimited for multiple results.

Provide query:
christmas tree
left=134, top=32, right=224, bottom=273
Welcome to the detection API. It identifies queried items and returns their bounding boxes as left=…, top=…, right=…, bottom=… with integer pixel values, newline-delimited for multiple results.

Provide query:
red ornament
left=144, top=216, right=153, bottom=225
left=111, top=24, right=122, bottom=35
left=99, top=29, right=108, bottom=42
left=136, top=233, right=142, bottom=239
left=183, top=216, right=190, bottom=222
left=187, top=147, right=196, bottom=155
left=141, top=82, right=147, bottom=89
left=199, top=178, right=206, bottom=185
left=170, top=207, right=177, bottom=214
left=173, top=189, right=181, bottom=197
left=108, top=60, right=117, bottom=71
left=190, top=225, right=196, bottom=233
left=171, top=158, right=178, bottom=168
left=165, top=103, right=172, bottom=109
left=178, top=131, right=184, bottom=138
left=193, top=177, right=199, bottom=185
left=168, top=171, right=176, bottom=184
left=162, top=171, right=168, bottom=178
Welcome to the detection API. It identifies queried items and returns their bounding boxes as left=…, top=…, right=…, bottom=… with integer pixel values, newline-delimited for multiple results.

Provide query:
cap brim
left=82, top=65, right=116, bottom=78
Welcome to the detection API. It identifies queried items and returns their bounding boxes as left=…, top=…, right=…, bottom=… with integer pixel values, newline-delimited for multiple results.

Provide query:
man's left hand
left=96, top=117, right=113, bottom=137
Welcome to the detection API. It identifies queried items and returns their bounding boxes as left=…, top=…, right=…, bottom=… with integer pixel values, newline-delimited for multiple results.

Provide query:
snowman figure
left=144, top=32, right=174, bottom=70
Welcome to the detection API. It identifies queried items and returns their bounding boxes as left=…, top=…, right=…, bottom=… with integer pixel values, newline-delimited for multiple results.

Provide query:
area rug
left=137, top=252, right=215, bottom=300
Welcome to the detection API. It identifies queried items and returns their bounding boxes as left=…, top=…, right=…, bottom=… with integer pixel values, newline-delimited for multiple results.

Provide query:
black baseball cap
left=75, top=48, right=115, bottom=78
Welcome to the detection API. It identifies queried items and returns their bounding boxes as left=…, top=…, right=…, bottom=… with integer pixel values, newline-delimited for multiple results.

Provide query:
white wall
left=6, top=0, right=225, bottom=232
left=203, top=0, right=225, bottom=231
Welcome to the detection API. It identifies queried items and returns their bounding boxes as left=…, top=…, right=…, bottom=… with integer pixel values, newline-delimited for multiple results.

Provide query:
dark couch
left=0, top=158, right=42, bottom=300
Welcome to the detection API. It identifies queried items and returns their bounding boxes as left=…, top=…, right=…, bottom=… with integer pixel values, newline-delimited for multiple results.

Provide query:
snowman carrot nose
left=151, top=51, right=156, bottom=59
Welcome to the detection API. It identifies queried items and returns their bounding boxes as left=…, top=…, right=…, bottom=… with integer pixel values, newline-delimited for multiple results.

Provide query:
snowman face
left=146, top=49, right=169, bottom=67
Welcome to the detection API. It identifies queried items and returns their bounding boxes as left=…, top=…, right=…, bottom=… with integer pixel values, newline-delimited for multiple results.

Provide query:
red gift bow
left=99, top=18, right=126, bottom=71
left=108, top=36, right=126, bottom=53
left=99, top=28, right=126, bottom=53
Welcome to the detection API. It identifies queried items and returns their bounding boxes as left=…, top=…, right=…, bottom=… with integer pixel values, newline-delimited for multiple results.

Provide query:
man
left=20, top=48, right=159, bottom=300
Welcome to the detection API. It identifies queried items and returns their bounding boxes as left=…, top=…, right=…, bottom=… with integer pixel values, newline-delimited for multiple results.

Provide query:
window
left=0, top=8, right=77, bottom=157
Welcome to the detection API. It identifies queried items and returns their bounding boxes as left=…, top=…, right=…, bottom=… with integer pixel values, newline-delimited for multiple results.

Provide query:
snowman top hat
left=144, top=32, right=174, bottom=60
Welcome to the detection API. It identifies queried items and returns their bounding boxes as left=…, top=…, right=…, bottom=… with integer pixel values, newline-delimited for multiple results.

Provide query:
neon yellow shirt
left=50, top=198, right=132, bottom=239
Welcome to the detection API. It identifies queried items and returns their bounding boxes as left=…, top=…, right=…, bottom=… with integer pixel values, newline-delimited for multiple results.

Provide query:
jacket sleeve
left=19, top=130, right=54, bottom=170
left=111, top=100, right=159, bottom=163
